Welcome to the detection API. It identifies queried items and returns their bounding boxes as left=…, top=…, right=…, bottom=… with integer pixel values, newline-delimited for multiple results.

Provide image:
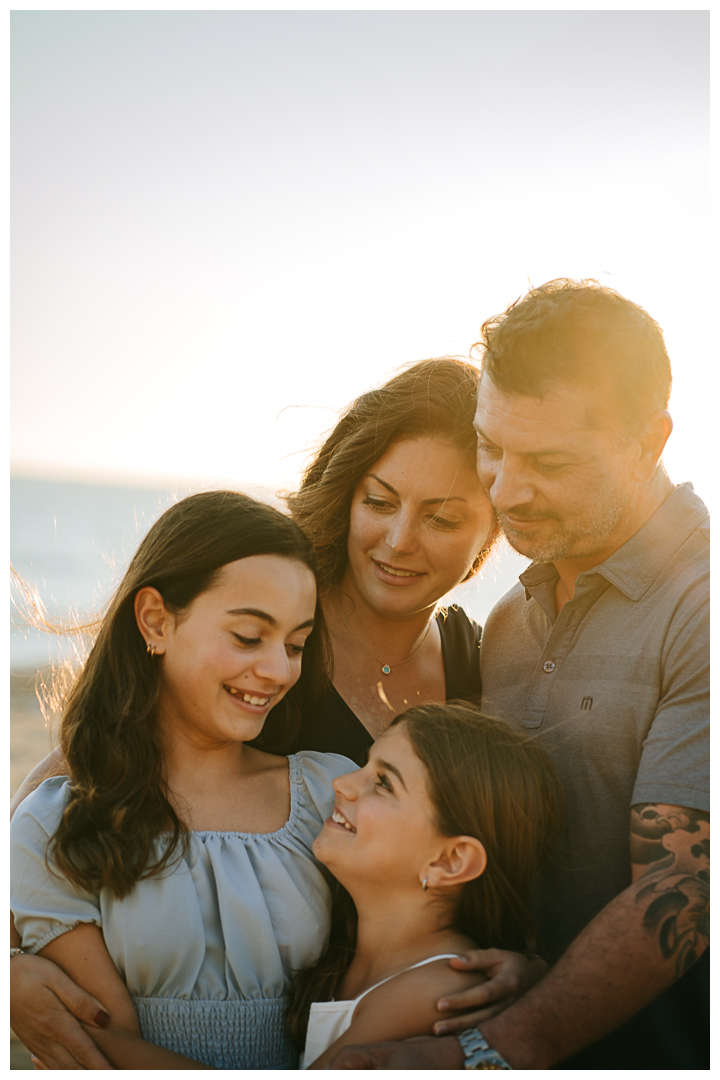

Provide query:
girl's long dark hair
left=287, top=702, right=563, bottom=1046
left=51, top=490, right=330, bottom=899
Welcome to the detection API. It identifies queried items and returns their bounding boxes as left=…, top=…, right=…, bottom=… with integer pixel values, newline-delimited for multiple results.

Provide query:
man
left=329, top=279, right=709, bottom=1069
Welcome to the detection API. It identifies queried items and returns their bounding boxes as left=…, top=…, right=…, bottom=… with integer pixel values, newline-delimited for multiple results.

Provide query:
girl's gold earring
left=146, top=643, right=156, bottom=658
left=422, top=877, right=428, bottom=891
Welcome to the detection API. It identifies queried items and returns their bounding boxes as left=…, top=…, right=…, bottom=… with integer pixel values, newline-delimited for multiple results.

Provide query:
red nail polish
left=94, top=1009, right=110, bottom=1028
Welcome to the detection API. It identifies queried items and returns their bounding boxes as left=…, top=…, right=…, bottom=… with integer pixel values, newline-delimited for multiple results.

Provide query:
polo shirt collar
left=519, top=482, right=708, bottom=603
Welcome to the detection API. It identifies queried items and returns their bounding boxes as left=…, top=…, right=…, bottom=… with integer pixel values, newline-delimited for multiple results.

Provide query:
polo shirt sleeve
left=632, top=572, right=709, bottom=813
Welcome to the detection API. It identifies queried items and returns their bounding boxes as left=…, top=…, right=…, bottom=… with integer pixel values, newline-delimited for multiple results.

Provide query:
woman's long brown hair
left=286, top=357, right=495, bottom=588
left=287, top=702, right=563, bottom=1046
left=50, top=490, right=330, bottom=899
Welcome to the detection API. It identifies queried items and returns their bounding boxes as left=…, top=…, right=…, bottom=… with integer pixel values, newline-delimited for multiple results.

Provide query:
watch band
left=457, top=1027, right=512, bottom=1070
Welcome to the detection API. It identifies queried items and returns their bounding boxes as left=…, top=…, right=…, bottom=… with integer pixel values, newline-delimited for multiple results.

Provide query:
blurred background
left=10, top=8, right=710, bottom=786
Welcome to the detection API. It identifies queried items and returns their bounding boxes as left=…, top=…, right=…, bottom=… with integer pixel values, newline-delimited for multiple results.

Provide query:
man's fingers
left=438, top=971, right=521, bottom=1013
left=450, top=948, right=506, bottom=970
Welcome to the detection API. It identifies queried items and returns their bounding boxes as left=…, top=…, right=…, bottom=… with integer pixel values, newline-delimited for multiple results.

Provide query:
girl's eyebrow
left=366, top=474, right=467, bottom=505
left=375, top=757, right=407, bottom=791
left=225, top=607, right=314, bottom=631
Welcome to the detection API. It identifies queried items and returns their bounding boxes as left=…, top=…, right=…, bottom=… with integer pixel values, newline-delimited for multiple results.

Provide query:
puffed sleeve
left=290, top=751, right=358, bottom=854
left=11, top=776, right=102, bottom=953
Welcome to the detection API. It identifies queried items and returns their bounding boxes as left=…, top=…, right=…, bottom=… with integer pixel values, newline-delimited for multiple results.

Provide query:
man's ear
left=633, top=410, right=673, bottom=483
left=424, top=836, right=487, bottom=890
left=134, top=587, right=173, bottom=655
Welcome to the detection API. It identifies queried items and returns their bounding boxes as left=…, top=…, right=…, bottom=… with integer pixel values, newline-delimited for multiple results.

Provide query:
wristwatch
left=457, top=1028, right=512, bottom=1069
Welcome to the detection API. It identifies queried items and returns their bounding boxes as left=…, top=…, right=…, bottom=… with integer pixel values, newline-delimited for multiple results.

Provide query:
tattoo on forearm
left=631, top=804, right=710, bottom=978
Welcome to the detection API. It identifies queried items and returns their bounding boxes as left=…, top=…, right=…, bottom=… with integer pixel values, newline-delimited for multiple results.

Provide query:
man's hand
left=326, top=1035, right=464, bottom=1070
left=436, top=948, right=548, bottom=1032
left=10, top=953, right=113, bottom=1069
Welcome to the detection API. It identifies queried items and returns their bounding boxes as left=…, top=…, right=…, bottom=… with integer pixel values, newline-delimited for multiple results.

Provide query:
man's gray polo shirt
left=479, top=482, right=709, bottom=962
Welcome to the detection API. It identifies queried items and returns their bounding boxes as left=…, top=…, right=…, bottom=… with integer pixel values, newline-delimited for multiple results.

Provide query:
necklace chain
left=337, top=601, right=433, bottom=676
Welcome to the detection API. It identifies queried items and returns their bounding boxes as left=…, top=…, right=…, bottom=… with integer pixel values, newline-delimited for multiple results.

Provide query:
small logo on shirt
left=581, top=697, right=593, bottom=711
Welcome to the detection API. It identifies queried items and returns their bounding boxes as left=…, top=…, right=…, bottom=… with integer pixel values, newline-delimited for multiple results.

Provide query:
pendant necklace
left=338, top=603, right=433, bottom=676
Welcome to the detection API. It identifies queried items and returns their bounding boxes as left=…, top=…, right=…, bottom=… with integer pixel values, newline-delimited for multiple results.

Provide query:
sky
left=10, top=11, right=710, bottom=501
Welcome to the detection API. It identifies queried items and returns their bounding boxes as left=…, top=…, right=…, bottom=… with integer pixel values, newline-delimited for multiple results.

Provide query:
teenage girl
left=11, top=491, right=353, bottom=1069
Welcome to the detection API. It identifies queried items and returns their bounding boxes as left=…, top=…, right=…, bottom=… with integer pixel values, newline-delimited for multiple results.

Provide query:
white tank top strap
left=300, top=953, right=460, bottom=1068
left=353, top=952, right=460, bottom=1005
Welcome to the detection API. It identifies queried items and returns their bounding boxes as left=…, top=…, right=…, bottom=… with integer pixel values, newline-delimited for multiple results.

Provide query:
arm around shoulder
left=308, top=959, right=481, bottom=1069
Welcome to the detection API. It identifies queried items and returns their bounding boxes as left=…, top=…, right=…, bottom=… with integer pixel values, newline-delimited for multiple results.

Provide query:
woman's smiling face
left=149, top=554, right=317, bottom=748
left=343, top=437, right=496, bottom=618
left=313, top=723, right=445, bottom=890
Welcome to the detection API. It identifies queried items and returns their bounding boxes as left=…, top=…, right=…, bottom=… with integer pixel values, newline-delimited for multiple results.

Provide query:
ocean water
left=10, top=477, right=191, bottom=670
left=10, top=476, right=528, bottom=672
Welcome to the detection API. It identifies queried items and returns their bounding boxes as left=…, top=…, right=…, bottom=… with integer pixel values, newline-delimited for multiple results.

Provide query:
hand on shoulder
left=308, top=957, right=483, bottom=1068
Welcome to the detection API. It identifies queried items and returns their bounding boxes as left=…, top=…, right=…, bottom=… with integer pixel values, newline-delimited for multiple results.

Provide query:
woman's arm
left=11, top=951, right=115, bottom=1070
left=37, top=923, right=211, bottom=1070
left=307, top=959, right=481, bottom=1069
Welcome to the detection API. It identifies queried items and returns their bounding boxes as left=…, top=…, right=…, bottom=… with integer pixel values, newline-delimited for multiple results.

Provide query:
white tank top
left=300, top=953, right=459, bottom=1069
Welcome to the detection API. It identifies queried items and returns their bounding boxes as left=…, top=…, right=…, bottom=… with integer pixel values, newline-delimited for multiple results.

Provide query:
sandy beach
left=11, top=671, right=60, bottom=1070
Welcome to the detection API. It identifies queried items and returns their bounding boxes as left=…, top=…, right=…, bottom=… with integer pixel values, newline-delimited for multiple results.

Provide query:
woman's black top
left=288, top=605, right=482, bottom=766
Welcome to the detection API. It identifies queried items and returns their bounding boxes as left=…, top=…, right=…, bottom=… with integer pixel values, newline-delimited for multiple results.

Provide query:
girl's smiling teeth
left=331, top=808, right=356, bottom=832
left=224, top=686, right=271, bottom=707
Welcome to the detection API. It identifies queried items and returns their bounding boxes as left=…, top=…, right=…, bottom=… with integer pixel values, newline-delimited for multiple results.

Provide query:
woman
left=12, top=490, right=354, bottom=1069
left=269, top=356, right=498, bottom=763
left=293, top=703, right=563, bottom=1068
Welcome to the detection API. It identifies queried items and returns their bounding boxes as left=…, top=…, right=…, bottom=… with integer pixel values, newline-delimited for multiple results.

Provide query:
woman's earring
left=146, top=643, right=157, bottom=658
left=422, top=877, right=428, bottom=891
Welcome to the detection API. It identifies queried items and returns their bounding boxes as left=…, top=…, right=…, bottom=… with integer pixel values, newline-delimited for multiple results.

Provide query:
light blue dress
left=10, top=751, right=355, bottom=1069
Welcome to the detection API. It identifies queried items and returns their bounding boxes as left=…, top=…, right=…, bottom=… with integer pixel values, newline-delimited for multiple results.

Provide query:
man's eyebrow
left=473, top=424, right=497, bottom=443
left=376, top=758, right=408, bottom=791
left=225, top=608, right=315, bottom=632
left=474, top=426, right=577, bottom=459
left=365, top=474, right=467, bottom=505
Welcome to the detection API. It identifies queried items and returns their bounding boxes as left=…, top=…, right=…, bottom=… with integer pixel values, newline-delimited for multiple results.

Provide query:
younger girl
left=11, top=490, right=353, bottom=1069
left=290, top=702, right=563, bottom=1069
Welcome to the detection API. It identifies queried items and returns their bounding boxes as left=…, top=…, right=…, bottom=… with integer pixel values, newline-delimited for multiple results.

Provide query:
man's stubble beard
left=499, top=484, right=630, bottom=564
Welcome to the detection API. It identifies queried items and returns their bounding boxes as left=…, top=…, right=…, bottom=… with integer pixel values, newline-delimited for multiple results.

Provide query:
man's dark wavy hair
left=473, top=278, right=672, bottom=433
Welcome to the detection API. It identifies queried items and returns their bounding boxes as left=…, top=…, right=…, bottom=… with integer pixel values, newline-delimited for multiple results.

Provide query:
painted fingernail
left=94, top=1009, right=110, bottom=1028
left=435, top=1023, right=448, bottom=1035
